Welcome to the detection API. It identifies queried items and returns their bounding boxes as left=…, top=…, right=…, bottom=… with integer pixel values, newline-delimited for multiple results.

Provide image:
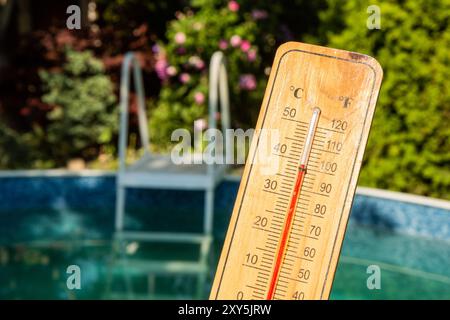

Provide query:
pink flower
left=247, top=49, right=257, bottom=62
left=152, top=44, right=160, bottom=54
left=175, top=11, right=185, bottom=20
left=189, top=56, right=205, bottom=70
left=174, top=32, right=186, bottom=44
left=166, top=65, right=177, bottom=76
left=155, top=56, right=169, bottom=81
left=239, top=74, right=257, bottom=91
left=196, top=60, right=205, bottom=69
left=230, top=35, right=242, bottom=47
left=194, top=118, right=208, bottom=131
left=219, top=39, right=228, bottom=50
left=228, top=0, right=239, bottom=12
left=179, top=73, right=190, bottom=83
left=251, top=9, right=268, bottom=20
left=194, top=92, right=205, bottom=104
left=240, top=40, right=251, bottom=52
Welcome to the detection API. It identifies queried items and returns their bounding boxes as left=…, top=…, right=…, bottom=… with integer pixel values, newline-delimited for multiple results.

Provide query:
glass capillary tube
left=266, top=107, right=321, bottom=300
left=300, top=107, right=321, bottom=168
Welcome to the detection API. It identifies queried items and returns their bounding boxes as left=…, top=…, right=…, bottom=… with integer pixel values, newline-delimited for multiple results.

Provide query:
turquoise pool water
left=0, top=176, right=449, bottom=299
left=0, top=215, right=448, bottom=299
left=332, top=224, right=450, bottom=299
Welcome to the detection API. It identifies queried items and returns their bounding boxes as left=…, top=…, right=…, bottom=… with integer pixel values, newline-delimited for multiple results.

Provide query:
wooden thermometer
left=210, top=42, right=383, bottom=300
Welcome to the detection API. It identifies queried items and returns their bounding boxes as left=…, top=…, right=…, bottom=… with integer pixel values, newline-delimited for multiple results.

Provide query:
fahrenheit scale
left=210, top=42, right=383, bottom=300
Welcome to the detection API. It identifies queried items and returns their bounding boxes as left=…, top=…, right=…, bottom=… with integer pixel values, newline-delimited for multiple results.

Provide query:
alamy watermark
left=171, top=127, right=283, bottom=175
left=66, top=5, right=81, bottom=30
left=367, top=5, right=381, bottom=30
left=66, top=264, right=81, bottom=290
left=366, top=264, right=381, bottom=290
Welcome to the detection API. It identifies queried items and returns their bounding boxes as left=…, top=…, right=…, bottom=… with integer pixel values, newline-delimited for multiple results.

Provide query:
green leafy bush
left=321, top=0, right=450, bottom=199
left=39, top=49, right=117, bottom=164
left=0, top=124, right=31, bottom=168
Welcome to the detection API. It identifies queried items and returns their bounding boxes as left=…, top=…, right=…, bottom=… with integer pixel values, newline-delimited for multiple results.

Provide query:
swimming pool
left=0, top=172, right=449, bottom=299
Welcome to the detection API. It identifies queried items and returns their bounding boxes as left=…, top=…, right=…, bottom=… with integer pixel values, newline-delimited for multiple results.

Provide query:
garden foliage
left=1, top=49, right=117, bottom=168
left=149, top=0, right=268, bottom=148
left=0, top=0, right=448, bottom=199
left=39, top=49, right=117, bottom=164
left=149, top=0, right=322, bottom=148
left=321, top=0, right=450, bottom=198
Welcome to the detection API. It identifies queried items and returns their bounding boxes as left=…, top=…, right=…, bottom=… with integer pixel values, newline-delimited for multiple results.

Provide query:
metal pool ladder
left=107, top=51, right=231, bottom=299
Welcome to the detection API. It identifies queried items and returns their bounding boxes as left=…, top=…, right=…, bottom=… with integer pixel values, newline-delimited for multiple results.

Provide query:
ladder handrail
left=118, top=52, right=150, bottom=173
left=118, top=51, right=230, bottom=174
left=208, top=51, right=231, bottom=174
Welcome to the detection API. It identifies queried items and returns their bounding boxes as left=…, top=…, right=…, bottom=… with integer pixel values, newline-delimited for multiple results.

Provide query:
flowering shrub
left=149, top=0, right=278, bottom=148
left=0, top=22, right=157, bottom=168
left=0, top=0, right=323, bottom=168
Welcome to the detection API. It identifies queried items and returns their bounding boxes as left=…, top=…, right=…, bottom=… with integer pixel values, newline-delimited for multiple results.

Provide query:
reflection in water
left=105, top=238, right=210, bottom=299
left=0, top=239, right=211, bottom=299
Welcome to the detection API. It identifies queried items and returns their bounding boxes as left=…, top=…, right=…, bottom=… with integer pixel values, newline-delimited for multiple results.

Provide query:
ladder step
left=110, top=259, right=209, bottom=274
left=115, top=231, right=212, bottom=244
left=104, top=292, right=195, bottom=300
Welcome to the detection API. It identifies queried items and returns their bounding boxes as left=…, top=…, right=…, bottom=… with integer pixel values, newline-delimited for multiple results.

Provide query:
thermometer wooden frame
left=210, top=42, right=383, bottom=300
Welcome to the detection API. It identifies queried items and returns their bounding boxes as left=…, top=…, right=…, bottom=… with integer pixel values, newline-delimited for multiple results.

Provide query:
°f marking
left=266, top=107, right=321, bottom=300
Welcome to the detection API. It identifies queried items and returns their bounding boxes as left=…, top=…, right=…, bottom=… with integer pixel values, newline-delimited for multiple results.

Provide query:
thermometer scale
left=210, top=42, right=383, bottom=300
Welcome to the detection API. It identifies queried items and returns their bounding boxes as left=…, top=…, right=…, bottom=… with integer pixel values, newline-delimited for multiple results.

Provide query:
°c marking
left=290, top=86, right=303, bottom=99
